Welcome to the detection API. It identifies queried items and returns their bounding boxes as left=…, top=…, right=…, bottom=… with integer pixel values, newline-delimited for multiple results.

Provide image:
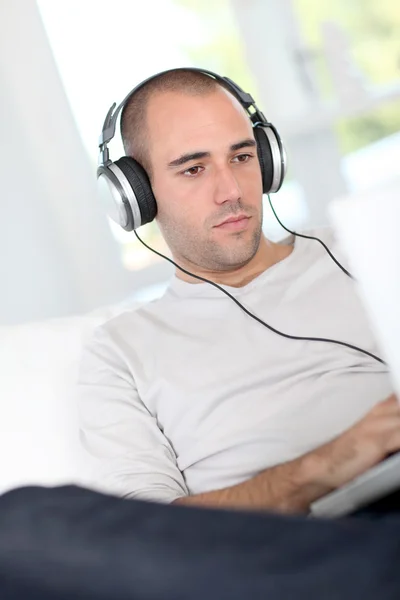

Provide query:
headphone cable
left=266, top=194, right=353, bottom=279
left=133, top=203, right=385, bottom=366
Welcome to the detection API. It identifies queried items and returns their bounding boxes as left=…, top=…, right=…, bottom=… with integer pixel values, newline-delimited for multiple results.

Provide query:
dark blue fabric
left=0, top=484, right=400, bottom=599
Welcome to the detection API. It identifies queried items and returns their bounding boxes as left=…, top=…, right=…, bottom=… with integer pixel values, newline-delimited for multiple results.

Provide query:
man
left=78, top=68, right=399, bottom=513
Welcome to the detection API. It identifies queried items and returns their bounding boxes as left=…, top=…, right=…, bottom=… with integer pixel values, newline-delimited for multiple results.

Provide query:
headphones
left=97, top=67, right=287, bottom=231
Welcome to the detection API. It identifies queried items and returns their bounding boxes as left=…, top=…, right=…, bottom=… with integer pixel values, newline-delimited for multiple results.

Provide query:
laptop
left=310, top=177, right=400, bottom=518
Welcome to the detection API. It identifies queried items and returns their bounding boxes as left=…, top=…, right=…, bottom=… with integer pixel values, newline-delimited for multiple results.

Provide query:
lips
left=215, top=214, right=249, bottom=227
left=214, top=215, right=251, bottom=232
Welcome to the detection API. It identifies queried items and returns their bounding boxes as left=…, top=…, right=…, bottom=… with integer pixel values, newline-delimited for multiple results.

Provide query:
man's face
left=146, top=87, right=264, bottom=272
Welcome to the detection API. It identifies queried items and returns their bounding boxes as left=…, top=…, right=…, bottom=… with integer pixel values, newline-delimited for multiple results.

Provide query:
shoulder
left=295, top=225, right=346, bottom=256
left=293, top=225, right=351, bottom=272
left=298, top=226, right=337, bottom=246
left=279, top=226, right=338, bottom=251
left=83, top=292, right=172, bottom=358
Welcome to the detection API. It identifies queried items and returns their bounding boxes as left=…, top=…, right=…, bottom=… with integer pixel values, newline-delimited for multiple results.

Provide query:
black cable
left=266, top=194, right=354, bottom=279
left=133, top=227, right=385, bottom=366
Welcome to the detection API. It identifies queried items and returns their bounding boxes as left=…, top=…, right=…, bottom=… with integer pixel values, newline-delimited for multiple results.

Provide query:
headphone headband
left=98, top=67, right=268, bottom=154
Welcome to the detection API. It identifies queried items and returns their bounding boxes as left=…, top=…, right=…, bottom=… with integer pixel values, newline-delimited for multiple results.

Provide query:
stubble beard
left=160, top=215, right=263, bottom=273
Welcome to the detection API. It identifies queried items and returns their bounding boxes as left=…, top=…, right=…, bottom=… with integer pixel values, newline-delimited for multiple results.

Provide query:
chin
left=217, top=240, right=260, bottom=270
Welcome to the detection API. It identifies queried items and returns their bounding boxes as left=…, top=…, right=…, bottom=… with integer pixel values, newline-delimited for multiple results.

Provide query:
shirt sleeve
left=77, top=325, right=189, bottom=504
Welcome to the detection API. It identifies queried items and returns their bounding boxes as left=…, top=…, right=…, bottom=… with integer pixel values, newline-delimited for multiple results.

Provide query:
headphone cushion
left=114, top=156, right=157, bottom=227
left=254, top=127, right=274, bottom=194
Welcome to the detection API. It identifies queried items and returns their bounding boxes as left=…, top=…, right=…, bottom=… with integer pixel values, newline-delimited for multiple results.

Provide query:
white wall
left=0, top=0, right=132, bottom=325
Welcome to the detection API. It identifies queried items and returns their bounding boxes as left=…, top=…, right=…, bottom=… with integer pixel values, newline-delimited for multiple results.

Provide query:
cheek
left=240, top=163, right=263, bottom=197
left=152, top=177, right=179, bottom=218
left=153, top=177, right=206, bottom=225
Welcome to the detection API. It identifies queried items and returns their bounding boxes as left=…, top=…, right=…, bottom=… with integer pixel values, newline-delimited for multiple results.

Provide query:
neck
left=174, top=235, right=294, bottom=288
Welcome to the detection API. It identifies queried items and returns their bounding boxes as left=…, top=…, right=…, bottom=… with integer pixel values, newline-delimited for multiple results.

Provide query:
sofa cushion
left=0, top=303, right=136, bottom=494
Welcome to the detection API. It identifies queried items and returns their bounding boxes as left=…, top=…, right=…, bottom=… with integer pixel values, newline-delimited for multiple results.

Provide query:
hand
left=310, top=394, right=400, bottom=491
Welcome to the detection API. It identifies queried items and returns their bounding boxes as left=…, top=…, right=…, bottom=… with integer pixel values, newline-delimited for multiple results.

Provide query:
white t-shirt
left=78, top=228, right=393, bottom=503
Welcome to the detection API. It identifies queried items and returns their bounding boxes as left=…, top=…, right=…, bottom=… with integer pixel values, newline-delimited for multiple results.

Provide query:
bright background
left=1, top=0, right=399, bottom=325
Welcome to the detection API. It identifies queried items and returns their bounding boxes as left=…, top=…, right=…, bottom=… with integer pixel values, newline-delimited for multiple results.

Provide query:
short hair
left=120, top=69, right=235, bottom=177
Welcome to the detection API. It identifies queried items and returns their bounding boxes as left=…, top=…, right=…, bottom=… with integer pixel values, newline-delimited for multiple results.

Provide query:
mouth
left=214, top=215, right=251, bottom=231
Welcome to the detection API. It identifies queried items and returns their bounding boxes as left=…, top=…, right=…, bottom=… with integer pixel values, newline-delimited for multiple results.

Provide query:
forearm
left=174, top=395, right=400, bottom=514
left=173, top=453, right=332, bottom=514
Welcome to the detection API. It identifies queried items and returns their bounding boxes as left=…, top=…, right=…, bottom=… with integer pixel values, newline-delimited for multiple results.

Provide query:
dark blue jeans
left=0, top=485, right=399, bottom=600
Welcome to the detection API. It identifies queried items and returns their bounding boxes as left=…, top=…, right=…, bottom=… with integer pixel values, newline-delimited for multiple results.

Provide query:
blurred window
left=38, top=0, right=399, bottom=302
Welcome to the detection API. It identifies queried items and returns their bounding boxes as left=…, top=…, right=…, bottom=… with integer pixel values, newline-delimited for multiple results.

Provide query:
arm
left=77, top=327, right=189, bottom=504
left=174, top=453, right=330, bottom=513
left=174, top=394, right=400, bottom=513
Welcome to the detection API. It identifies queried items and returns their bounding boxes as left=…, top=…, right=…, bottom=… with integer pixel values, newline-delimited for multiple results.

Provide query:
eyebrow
left=167, top=138, right=257, bottom=169
left=230, top=138, right=256, bottom=152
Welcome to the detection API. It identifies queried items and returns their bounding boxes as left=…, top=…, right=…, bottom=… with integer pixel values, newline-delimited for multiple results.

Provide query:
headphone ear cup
left=114, top=156, right=157, bottom=229
left=254, top=127, right=274, bottom=194
left=254, top=124, right=286, bottom=194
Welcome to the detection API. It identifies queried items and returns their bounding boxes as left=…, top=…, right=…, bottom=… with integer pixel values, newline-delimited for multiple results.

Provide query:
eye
left=181, top=165, right=203, bottom=177
left=232, top=153, right=253, bottom=163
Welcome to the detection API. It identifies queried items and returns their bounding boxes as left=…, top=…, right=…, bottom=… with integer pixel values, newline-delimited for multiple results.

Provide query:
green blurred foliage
left=294, top=0, right=400, bottom=85
left=336, top=101, right=400, bottom=155
left=174, top=0, right=400, bottom=155
left=294, top=0, right=400, bottom=153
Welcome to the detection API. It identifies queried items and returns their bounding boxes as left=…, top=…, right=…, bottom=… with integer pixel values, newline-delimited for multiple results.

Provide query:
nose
left=213, top=164, right=242, bottom=205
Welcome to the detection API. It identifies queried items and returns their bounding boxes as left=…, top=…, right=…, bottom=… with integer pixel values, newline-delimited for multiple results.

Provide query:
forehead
left=146, top=88, right=254, bottom=160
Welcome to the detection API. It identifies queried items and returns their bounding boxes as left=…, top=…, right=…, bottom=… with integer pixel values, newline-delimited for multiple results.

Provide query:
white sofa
left=0, top=302, right=137, bottom=495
